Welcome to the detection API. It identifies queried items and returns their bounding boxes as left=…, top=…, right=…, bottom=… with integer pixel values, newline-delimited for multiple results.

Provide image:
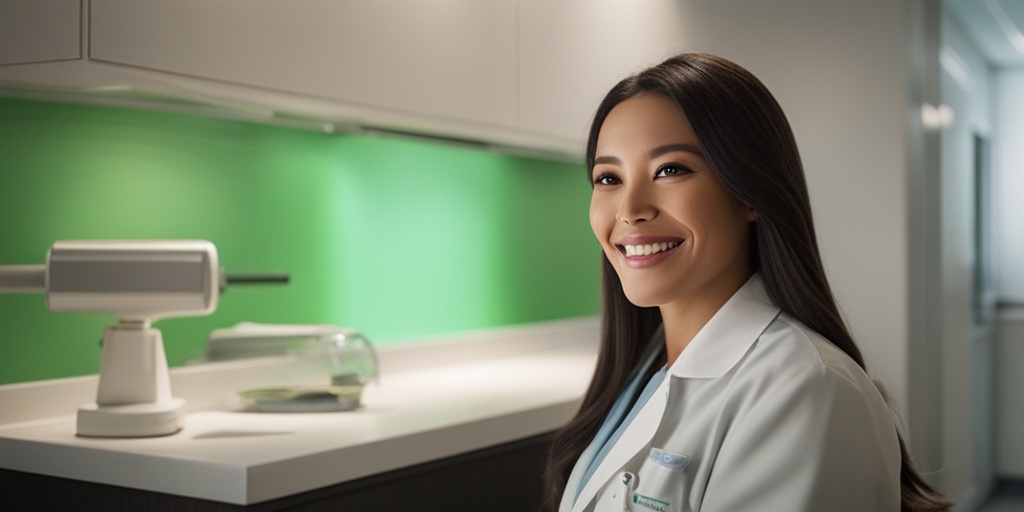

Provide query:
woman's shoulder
left=732, top=312, right=882, bottom=400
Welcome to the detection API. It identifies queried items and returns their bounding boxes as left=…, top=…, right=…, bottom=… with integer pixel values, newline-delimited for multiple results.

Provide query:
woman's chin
left=621, top=287, right=669, bottom=309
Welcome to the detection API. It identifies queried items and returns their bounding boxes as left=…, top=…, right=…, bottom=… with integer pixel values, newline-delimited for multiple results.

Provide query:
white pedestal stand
left=77, top=322, right=185, bottom=438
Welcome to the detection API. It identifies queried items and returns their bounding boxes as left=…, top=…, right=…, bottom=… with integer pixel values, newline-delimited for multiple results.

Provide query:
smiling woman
left=544, top=53, right=953, bottom=512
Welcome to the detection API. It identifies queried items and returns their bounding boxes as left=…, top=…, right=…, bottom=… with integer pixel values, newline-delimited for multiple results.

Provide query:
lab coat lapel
left=571, top=376, right=670, bottom=512
left=562, top=328, right=666, bottom=512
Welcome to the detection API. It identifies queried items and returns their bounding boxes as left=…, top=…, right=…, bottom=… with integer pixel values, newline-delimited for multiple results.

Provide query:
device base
left=76, top=398, right=185, bottom=438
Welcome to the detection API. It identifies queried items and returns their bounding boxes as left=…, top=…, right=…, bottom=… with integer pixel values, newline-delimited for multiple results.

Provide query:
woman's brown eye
left=655, top=165, right=691, bottom=178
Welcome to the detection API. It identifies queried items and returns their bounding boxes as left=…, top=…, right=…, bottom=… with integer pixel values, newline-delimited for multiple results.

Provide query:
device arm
left=0, top=265, right=46, bottom=293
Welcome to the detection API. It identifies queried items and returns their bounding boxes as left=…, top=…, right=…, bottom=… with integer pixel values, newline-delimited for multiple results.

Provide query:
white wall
left=993, top=68, right=1024, bottom=477
left=994, top=70, right=1024, bottom=302
left=939, top=13, right=995, bottom=504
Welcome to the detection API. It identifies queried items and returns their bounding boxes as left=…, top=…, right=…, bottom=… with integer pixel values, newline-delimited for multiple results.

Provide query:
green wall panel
left=0, top=98, right=600, bottom=385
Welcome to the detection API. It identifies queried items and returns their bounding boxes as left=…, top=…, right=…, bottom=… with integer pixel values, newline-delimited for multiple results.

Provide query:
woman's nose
left=616, top=184, right=657, bottom=225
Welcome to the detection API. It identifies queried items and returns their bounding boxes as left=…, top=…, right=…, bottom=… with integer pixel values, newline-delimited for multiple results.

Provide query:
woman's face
left=589, top=93, right=755, bottom=309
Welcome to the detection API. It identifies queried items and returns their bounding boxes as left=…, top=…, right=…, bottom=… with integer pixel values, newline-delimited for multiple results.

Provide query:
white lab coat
left=560, top=275, right=901, bottom=512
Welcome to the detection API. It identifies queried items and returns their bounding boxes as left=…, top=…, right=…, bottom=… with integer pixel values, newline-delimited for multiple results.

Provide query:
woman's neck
left=659, top=270, right=753, bottom=366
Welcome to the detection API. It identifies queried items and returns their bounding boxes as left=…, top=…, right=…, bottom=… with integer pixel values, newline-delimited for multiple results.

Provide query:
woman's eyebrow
left=593, top=143, right=702, bottom=167
left=649, top=143, right=703, bottom=159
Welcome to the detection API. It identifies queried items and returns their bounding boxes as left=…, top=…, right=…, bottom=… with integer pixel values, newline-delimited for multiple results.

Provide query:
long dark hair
left=543, top=53, right=950, bottom=512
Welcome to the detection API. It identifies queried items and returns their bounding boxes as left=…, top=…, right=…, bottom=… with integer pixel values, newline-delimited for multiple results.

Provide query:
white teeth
left=623, top=241, right=681, bottom=256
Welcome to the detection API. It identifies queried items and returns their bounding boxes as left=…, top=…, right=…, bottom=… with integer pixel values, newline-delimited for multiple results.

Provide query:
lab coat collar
left=668, top=273, right=780, bottom=379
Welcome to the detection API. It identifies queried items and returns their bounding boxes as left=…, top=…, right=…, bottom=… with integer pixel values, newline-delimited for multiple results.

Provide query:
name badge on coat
left=594, top=448, right=690, bottom=512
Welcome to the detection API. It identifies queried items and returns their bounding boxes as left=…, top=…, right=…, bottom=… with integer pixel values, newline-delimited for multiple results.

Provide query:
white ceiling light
left=922, top=103, right=956, bottom=130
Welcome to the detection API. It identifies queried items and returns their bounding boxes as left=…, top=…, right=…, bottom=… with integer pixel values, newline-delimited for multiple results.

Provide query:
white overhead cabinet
left=0, top=0, right=689, bottom=156
left=517, top=0, right=688, bottom=143
left=0, top=0, right=81, bottom=66
left=88, top=0, right=518, bottom=129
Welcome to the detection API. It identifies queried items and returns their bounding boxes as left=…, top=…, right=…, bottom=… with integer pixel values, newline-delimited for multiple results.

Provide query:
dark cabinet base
left=3, top=432, right=553, bottom=511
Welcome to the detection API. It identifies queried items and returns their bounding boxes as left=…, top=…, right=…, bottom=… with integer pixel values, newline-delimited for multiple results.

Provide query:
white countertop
left=0, top=317, right=600, bottom=505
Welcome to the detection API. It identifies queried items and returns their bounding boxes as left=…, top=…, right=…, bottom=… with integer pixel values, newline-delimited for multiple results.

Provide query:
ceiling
left=946, top=0, right=1024, bottom=68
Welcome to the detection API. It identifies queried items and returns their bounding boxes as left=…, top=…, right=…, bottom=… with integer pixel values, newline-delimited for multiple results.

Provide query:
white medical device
left=0, top=240, right=286, bottom=438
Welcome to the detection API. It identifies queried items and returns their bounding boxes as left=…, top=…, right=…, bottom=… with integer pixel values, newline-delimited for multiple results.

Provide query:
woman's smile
left=615, top=236, right=685, bottom=268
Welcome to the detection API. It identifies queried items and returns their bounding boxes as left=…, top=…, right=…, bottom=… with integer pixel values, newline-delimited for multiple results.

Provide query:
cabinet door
left=517, top=0, right=688, bottom=143
left=0, top=0, right=81, bottom=65
left=89, top=0, right=517, bottom=128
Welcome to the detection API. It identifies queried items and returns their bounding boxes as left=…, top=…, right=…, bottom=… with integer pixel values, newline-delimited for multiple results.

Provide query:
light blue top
left=573, top=349, right=667, bottom=505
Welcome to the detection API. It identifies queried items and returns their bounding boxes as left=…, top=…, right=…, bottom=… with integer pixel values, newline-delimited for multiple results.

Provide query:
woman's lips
left=615, top=239, right=684, bottom=269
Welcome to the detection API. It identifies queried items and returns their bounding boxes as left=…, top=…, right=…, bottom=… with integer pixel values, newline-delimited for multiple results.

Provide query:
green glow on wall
left=0, top=98, right=600, bottom=385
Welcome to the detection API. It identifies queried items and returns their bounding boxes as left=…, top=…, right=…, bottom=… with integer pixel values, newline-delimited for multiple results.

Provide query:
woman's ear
left=746, top=207, right=759, bottom=222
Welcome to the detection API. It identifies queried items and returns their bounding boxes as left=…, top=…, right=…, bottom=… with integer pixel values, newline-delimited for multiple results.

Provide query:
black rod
left=225, top=273, right=291, bottom=285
